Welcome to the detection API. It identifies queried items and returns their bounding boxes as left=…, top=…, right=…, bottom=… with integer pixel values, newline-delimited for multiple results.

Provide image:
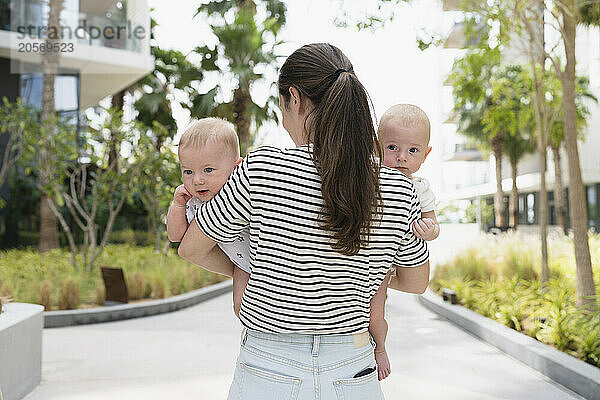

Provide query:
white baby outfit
left=411, top=176, right=436, bottom=213
left=186, top=197, right=251, bottom=274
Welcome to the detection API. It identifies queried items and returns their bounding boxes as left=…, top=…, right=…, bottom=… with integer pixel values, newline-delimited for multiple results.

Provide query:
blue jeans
left=227, top=328, right=385, bottom=400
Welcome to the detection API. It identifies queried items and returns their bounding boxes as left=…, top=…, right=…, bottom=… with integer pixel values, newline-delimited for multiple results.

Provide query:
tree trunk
left=509, top=158, right=518, bottom=229
left=551, top=144, right=568, bottom=234
left=560, top=0, right=596, bottom=309
left=538, top=146, right=549, bottom=284
left=233, top=85, right=251, bottom=155
left=527, top=1, right=549, bottom=284
left=38, top=0, right=64, bottom=252
left=39, top=193, right=59, bottom=251
left=491, top=136, right=506, bottom=227
left=108, top=90, right=126, bottom=168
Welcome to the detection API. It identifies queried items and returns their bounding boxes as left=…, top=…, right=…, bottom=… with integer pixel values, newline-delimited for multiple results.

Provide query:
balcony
left=0, top=0, right=153, bottom=108
left=2, top=0, right=147, bottom=53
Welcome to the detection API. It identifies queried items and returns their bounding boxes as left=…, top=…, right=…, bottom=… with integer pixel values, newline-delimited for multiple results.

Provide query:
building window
left=518, top=194, right=526, bottom=224
left=527, top=193, right=535, bottom=224
left=20, top=73, right=80, bottom=127
left=587, top=185, right=597, bottom=229
left=0, top=0, right=10, bottom=30
left=548, top=191, right=556, bottom=225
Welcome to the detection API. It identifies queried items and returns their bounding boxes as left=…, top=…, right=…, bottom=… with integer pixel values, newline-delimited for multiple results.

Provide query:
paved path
left=25, top=289, right=583, bottom=400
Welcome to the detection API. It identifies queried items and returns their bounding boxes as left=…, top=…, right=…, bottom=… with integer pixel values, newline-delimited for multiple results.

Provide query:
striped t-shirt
left=196, top=145, right=428, bottom=335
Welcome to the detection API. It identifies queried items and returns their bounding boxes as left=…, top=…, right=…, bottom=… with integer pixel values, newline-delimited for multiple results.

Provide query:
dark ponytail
left=278, top=43, right=383, bottom=255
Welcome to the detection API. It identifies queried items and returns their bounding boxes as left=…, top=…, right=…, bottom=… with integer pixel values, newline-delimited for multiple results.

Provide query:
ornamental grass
left=0, top=244, right=227, bottom=311
left=432, top=231, right=600, bottom=367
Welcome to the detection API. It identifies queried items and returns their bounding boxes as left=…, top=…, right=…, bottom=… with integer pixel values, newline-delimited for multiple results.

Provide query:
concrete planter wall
left=0, top=303, right=44, bottom=400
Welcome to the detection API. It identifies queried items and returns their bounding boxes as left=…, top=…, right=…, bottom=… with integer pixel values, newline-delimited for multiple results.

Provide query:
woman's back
left=197, top=145, right=429, bottom=334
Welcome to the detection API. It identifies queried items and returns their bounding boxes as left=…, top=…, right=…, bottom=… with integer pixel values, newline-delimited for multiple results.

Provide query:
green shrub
left=151, top=275, right=166, bottom=299
left=0, top=244, right=226, bottom=310
left=169, top=271, right=189, bottom=296
left=17, top=231, right=75, bottom=248
left=109, top=229, right=152, bottom=246
left=433, top=247, right=496, bottom=282
left=574, top=314, right=600, bottom=367
left=433, top=232, right=600, bottom=367
left=143, top=279, right=153, bottom=298
left=503, top=242, right=538, bottom=281
left=0, top=281, right=13, bottom=298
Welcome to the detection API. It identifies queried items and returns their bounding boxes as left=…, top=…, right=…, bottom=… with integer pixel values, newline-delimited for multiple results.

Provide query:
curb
left=418, top=289, right=600, bottom=400
left=44, top=280, right=233, bottom=328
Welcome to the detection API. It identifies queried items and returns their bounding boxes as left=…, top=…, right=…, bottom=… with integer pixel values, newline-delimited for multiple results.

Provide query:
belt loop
left=312, top=335, right=320, bottom=356
left=240, top=327, right=248, bottom=346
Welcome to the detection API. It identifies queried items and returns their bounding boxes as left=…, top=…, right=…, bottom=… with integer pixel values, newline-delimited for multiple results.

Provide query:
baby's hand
left=173, top=184, right=192, bottom=207
left=375, top=348, right=391, bottom=381
left=413, top=218, right=440, bottom=241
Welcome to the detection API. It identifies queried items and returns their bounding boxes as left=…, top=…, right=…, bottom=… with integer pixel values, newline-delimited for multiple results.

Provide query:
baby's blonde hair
left=178, top=118, right=240, bottom=158
left=378, top=104, right=431, bottom=143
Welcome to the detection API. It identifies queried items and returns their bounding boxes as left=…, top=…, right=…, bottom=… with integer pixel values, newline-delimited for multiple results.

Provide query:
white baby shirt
left=411, top=176, right=436, bottom=213
left=186, top=197, right=252, bottom=274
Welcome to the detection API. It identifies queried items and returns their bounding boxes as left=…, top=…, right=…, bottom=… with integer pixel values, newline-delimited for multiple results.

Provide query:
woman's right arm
left=178, top=219, right=235, bottom=277
left=388, top=261, right=430, bottom=294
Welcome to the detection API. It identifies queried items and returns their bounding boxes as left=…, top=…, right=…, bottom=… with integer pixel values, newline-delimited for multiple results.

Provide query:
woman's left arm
left=178, top=221, right=235, bottom=277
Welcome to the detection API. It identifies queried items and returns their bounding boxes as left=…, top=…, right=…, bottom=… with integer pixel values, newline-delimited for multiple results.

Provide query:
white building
left=438, top=0, right=600, bottom=230
left=0, top=0, right=154, bottom=247
left=0, top=0, right=153, bottom=112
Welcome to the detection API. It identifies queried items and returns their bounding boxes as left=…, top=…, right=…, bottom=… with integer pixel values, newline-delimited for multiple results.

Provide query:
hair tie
left=332, top=68, right=347, bottom=80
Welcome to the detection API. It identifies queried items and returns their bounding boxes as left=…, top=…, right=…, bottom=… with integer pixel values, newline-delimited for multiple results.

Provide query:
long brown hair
left=278, top=43, right=383, bottom=255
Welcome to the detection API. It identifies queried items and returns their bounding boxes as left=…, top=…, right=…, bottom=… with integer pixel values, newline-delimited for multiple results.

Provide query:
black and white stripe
left=197, top=145, right=428, bottom=335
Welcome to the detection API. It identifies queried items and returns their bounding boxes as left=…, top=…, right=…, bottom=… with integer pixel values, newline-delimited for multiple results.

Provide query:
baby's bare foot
left=375, top=350, right=391, bottom=381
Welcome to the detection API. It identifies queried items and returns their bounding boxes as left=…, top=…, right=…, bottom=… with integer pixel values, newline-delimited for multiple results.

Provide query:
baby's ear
left=425, top=146, right=432, bottom=158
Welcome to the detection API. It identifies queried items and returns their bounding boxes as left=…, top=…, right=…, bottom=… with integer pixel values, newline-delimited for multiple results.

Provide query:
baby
left=166, top=118, right=250, bottom=315
left=370, top=104, right=440, bottom=381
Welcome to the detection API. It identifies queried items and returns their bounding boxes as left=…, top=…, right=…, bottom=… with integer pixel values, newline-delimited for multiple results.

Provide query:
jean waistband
left=243, top=328, right=370, bottom=345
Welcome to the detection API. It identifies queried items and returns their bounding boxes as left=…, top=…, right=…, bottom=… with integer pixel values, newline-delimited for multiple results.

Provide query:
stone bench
left=0, top=303, right=44, bottom=400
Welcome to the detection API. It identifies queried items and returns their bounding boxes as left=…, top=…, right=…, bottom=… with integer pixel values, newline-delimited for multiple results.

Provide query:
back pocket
left=239, top=362, right=301, bottom=400
left=332, top=367, right=384, bottom=400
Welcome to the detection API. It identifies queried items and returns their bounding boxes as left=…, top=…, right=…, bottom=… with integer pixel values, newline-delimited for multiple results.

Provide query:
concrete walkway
left=25, top=289, right=584, bottom=400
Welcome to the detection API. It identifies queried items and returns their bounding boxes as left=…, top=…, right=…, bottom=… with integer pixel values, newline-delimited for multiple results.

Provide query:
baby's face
left=179, top=142, right=240, bottom=201
left=381, top=123, right=431, bottom=177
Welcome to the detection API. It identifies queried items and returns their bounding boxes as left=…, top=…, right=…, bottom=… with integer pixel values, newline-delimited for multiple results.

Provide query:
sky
left=147, top=0, right=456, bottom=192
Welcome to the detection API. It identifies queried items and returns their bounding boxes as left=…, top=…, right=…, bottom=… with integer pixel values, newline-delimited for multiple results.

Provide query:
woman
left=178, top=43, right=429, bottom=400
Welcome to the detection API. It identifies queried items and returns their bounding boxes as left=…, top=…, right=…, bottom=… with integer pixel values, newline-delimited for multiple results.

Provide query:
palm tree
left=192, top=0, right=286, bottom=155
left=38, top=0, right=64, bottom=252
left=450, top=48, right=509, bottom=227
left=485, top=65, right=536, bottom=229
left=134, top=46, right=203, bottom=150
left=129, top=14, right=207, bottom=248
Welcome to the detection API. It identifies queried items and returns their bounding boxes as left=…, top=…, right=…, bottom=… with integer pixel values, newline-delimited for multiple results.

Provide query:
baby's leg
left=370, top=271, right=391, bottom=381
left=232, top=266, right=250, bottom=318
